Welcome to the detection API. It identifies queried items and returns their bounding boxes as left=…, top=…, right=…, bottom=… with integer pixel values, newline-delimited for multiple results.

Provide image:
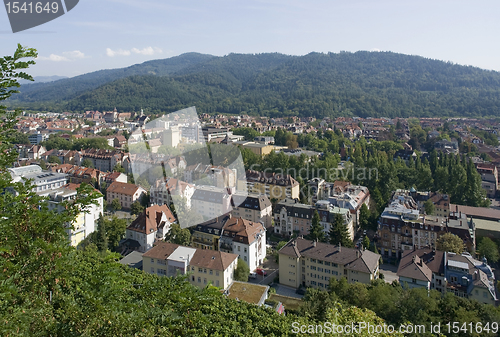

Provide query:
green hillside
left=10, top=51, right=500, bottom=118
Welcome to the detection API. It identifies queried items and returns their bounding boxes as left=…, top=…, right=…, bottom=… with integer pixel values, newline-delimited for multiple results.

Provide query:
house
left=113, top=135, right=127, bottom=149
left=75, top=149, right=128, bottom=172
left=394, top=149, right=417, bottom=163
left=101, top=171, right=128, bottom=187
left=50, top=164, right=102, bottom=187
left=27, top=145, right=46, bottom=160
left=106, top=181, right=146, bottom=209
left=241, top=170, right=300, bottom=202
left=191, top=215, right=266, bottom=272
left=278, top=238, right=380, bottom=289
left=219, top=216, right=266, bottom=271
left=475, top=163, right=498, bottom=198
left=125, top=205, right=177, bottom=253
left=231, top=193, right=273, bottom=230
left=143, top=242, right=238, bottom=289
left=397, top=248, right=497, bottom=305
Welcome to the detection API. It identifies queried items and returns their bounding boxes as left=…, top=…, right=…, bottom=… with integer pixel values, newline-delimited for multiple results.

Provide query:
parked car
left=256, top=268, right=267, bottom=276
left=248, top=272, right=257, bottom=279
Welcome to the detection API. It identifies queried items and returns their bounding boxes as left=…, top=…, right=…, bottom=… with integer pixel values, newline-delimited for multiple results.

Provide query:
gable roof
left=397, top=253, right=433, bottom=282
left=189, top=249, right=238, bottom=271
left=107, top=181, right=143, bottom=196
left=279, top=238, right=379, bottom=274
left=127, top=204, right=176, bottom=234
left=222, top=217, right=265, bottom=245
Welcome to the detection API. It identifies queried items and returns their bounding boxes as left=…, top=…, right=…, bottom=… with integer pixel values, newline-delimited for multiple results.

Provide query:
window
left=209, top=269, right=213, bottom=275
left=198, top=277, right=201, bottom=283
left=151, top=258, right=154, bottom=263
left=244, top=256, right=247, bottom=261
left=150, top=267, right=155, bottom=273
left=204, top=268, right=207, bottom=274
left=244, top=248, right=247, bottom=253
left=238, top=246, right=240, bottom=251
left=204, top=278, right=207, bottom=284
left=216, top=271, right=219, bottom=276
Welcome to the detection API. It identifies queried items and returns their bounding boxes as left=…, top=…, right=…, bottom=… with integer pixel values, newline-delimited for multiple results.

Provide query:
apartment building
left=475, top=163, right=498, bottom=198
left=273, top=199, right=353, bottom=240
left=377, top=191, right=476, bottom=259
left=39, top=183, right=103, bottom=247
left=106, top=181, right=146, bottom=209
left=191, top=214, right=266, bottom=272
left=184, top=164, right=237, bottom=188
left=126, top=205, right=177, bottom=253
left=150, top=177, right=195, bottom=208
left=278, top=238, right=380, bottom=289
left=75, top=149, right=128, bottom=172
left=190, top=186, right=232, bottom=220
left=143, top=242, right=238, bottom=289
left=231, top=193, right=272, bottom=229
left=241, top=171, right=300, bottom=202
left=397, top=248, right=497, bottom=305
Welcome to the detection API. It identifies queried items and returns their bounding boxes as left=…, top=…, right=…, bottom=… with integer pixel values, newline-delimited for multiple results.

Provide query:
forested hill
left=13, top=51, right=500, bottom=118
left=14, top=52, right=215, bottom=102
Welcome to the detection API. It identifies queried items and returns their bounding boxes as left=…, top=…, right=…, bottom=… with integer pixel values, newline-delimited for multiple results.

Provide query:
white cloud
left=38, top=50, right=87, bottom=62
left=106, top=47, right=163, bottom=57
left=63, top=50, right=86, bottom=59
left=106, top=48, right=131, bottom=57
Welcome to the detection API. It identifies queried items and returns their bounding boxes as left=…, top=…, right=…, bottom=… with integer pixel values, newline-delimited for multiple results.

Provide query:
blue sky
left=1, top=0, right=499, bottom=77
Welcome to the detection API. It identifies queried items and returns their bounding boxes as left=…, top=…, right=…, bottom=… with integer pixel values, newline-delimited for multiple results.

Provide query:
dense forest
left=9, top=51, right=500, bottom=118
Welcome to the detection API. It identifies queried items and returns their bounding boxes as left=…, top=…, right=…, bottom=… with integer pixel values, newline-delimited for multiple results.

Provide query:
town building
left=241, top=171, right=300, bottom=202
left=273, top=199, right=353, bottom=239
left=143, top=242, right=238, bottom=289
left=397, top=248, right=497, bottom=305
left=39, top=183, right=103, bottom=247
left=231, top=193, right=272, bottom=229
left=475, top=163, right=498, bottom=198
left=191, top=214, right=266, bottom=272
left=125, top=205, right=176, bottom=253
left=278, top=238, right=380, bottom=289
left=9, top=165, right=68, bottom=193
left=106, top=181, right=146, bottom=209
left=150, top=177, right=195, bottom=208
left=75, top=149, right=128, bottom=172
left=190, top=186, right=232, bottom=220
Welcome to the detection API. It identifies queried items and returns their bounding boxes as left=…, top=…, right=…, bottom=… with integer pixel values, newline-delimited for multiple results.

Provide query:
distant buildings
left=278, top=238, right=380, bottom=289
left=143, top=242, right=239, bottom=289
left=75, top=149, right=128, bottom=172
left=397, top=248, right=497, bottom=305
left=9, top=165, right=68, bottom=193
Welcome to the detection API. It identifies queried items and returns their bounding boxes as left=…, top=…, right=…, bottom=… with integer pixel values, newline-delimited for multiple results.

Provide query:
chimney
left=338, top=242, right=341, bottom=252
left=313, top=241, right=317, bottom=247
left=356, top=250, right=360, bottom=258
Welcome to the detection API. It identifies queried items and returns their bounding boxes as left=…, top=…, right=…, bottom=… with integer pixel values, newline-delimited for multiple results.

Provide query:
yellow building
left=143, top=242, right=238, bottom=289
left=278, top=238, right=380, bottom=289
left=240, top=171, right=300, bottom=202
left=233, top=141, right=275, bottom=157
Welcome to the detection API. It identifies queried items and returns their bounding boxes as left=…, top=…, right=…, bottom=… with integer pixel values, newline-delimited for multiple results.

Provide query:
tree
left=113, top=164, right=126, bottom=173
left=111, top=198, right=121, bottom=212
left=234, top=258, right=250, bottom=281
left=164, top=223, right=191, bottom=246
left=307, top=210, right=324, bottom=241
left=39, top=159, right=47, bottom=170
left=477, top=237, right=499, bottom=263
left=95, top=213, right=108, bottom=252
left=329, top=214, right=353, bottom=247
left=436, top=233, right=464, bottom=254
left=48, top=155, right=61, bottom=164
left=130, top=200, right=144, bottom=215
left=424, top=199, right=435, bottom=215
left=82, top=158, right=94, bottom=168
left=359, top=203, right=370, bottom=229
left=362, top=235, right=370, bottom=250
left=106, top=216, right=127, bottom=251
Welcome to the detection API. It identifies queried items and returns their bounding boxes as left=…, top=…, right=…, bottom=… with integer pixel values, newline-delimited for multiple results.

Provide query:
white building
left=125, top=204, right=177, bottom=253
left=9, top=165, right=68, bottom=193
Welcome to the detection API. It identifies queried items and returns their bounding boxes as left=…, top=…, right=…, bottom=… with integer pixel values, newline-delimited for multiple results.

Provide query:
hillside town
left=8, top=108, right=500, bottom=312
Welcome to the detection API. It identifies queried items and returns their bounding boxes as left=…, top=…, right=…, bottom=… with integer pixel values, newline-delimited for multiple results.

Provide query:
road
left=379, top=263, right=398, bottom=284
